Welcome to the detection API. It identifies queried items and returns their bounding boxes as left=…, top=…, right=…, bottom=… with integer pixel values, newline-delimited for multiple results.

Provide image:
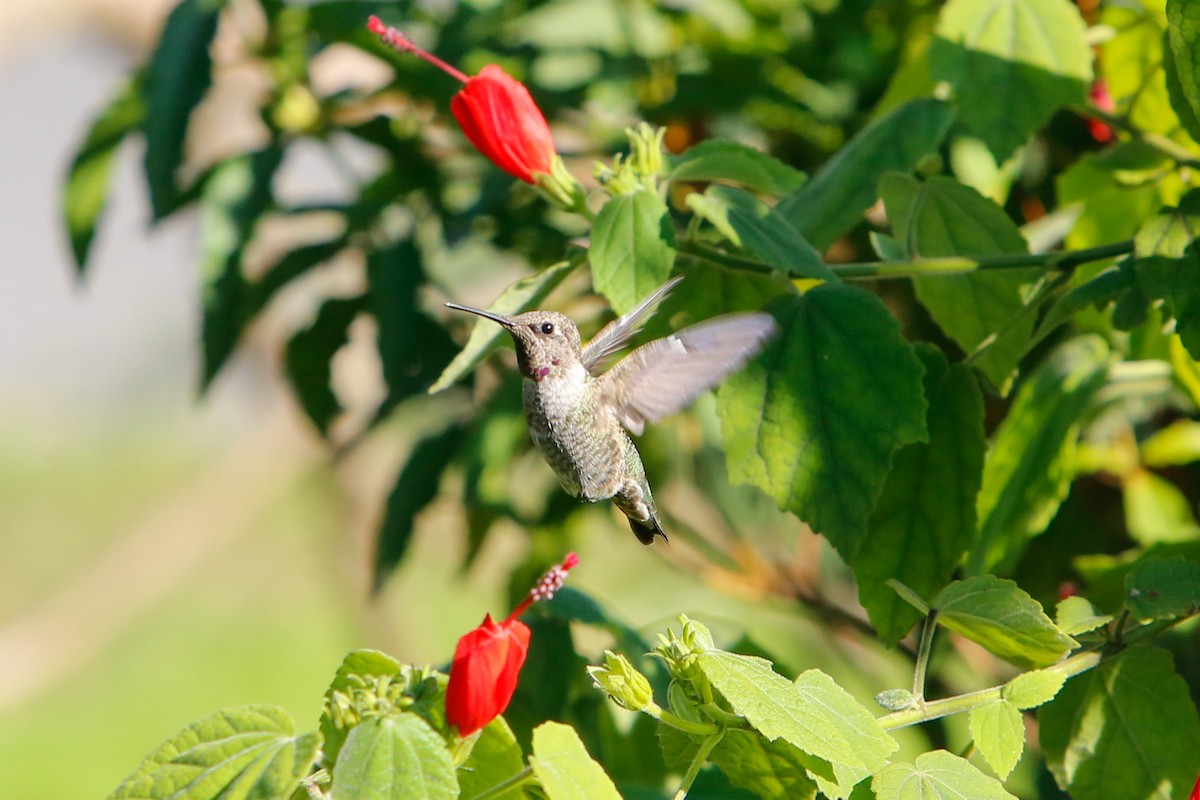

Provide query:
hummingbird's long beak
left=445, top=302, right=514, bottom=327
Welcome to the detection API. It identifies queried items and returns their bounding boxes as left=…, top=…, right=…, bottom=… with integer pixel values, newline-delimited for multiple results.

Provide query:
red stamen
left=505, top=552, right=579, bottom=623
left=367, top=16, right=470, bottom=84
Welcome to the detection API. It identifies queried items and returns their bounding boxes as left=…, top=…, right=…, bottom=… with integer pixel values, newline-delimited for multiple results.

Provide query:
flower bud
left=588, top=651, right=654, bottom=712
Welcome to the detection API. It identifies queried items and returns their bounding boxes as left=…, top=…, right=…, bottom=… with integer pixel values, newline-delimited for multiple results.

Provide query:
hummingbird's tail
left=628, top=512, right=668, bottom=545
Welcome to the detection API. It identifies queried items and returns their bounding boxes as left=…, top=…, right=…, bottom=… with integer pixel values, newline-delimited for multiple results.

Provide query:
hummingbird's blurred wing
left=600, top=313, right=778, bottom=436
left=581, top=276, right=684, bottom=374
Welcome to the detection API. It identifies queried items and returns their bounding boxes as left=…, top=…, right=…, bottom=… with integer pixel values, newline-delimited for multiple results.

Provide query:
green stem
left=831, top=240, right=1133, bottom=280
left=464, top=767, right=536, bottom=800
left=680, top=239, right=1134, bottom=281
left=645, top=702, right=722, bottom=736
left=877, top=649, right=1103, bottom=731
left=911, top=611, right=938, bottom=701
left=673, top=731, right=725, bottom=800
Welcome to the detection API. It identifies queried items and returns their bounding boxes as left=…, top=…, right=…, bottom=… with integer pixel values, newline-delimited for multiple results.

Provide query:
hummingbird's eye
left=540, top=322, right=555, bottom=335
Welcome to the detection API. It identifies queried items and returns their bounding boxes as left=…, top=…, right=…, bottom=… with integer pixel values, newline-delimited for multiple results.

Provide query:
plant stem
left=876, top=649, right=1102, bottom=731
left=645, top=701, right=722, bottom=736
left=911, top=611, right=938, bottom=701
left=464, top=767, right=536, bottom=800
left=680, top=239, right=1134, bottom=281
left=673, top=730, right=725, bottom=800
left=830, top=240, right=1133, bottom=280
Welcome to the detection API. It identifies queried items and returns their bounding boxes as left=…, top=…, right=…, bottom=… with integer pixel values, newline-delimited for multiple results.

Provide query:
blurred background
left=0, top=5, right=881, bottom=796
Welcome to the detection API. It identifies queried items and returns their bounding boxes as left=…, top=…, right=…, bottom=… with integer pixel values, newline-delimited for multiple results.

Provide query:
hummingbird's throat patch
left=536, top=366, right=551, bottom=381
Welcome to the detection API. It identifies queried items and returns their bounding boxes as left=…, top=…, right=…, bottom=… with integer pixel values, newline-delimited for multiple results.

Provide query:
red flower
left=1191, top=770, right=1200, bottom=800
left=1086, top=78, right=1115, bottom=144
left=368, top=17, right=556, bottom=184
left=445, top=553, right=579, bottom=736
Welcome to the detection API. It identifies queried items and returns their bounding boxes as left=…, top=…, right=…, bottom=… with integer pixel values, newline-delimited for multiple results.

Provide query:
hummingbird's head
left=445, top=303, right=582, bottom=381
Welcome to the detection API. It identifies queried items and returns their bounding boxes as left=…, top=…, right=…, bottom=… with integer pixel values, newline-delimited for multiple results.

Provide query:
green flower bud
left=588, top=650, right=654, bottom=712
left=626, top=123, right=666, bottom=183
left=534, top=154, right=589, bottom=215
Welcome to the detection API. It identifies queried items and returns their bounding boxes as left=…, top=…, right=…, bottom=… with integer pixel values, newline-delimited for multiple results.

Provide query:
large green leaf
left=430, top=258, right=580, bottom=393
left=1123, top=469, right=1200, bottom=545
left=284, top=296, right=365, bottom=436
left=776, top=98, right=955, bottom=251
left=590, top=190, right=677, bottom=314
left=853, top=345, right=985, bottom=645
left=1041, top=645, right=1200, bottom=800
left=1003, top=669, right=1067, bottom=710
left=880, top=174, right=1039, bottom=392
left=696, top=654, right=896, bottom=797
left=669, top=140, right=807, bottom=196
left=1125, top=557, right=1200, bottom=622
left=1133, top=191, right=1200, bottom=359
left=457, top=717, right=529, bottom=800
left=968, top=336, right=1111, bottom=574
left=718, top=284, right=928, bottom=561
left=968, top=699, right=1024, bottom=780
left=142, top=0, right=224, bottom=219
left=872, top=750, right=1017, bottom=800
left=108, top=706, right=319, bottom=800
left=643, top=259, right=792, bottom=340
left=706, top=730, right=819, bottom=800
left=930, top=0, right=1092, bottom=161
left=792, top=670, right=899, bottom=799
left=1166, top=0, right=1200, bottom=144
left=374, top=425, right=467, bottom=589
left=686, top=186, right=832, bottom=280
left=530, top=722, right=622, bottom=800
left=199, top=148, right=281, bottom=391
left=933, top=576, right=1077, bottom=669
left=332, top=715, right=458, bottom=800
left=63, top=73, right=145, bottom=275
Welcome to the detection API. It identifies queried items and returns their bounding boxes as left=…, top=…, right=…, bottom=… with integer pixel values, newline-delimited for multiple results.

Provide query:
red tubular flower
left=1191, top=770, right=1200, bottom=800
left=1086, top=78, right=1115, bottom=144
left=367, top=16, right=556, bottom=184
left=445, top=553, right=579, bottom=736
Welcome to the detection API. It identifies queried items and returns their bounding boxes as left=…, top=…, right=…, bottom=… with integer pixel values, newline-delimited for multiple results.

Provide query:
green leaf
left=285, top=297, right=365, bottom=436
left=968, top=699, right=1024, bottom=780
left=431, top=258, right=580, bottom=393
left=1035, top=266, right=1134, bottom=342
left=644, top=259, right=793, bottom=338
left=1166, top=0, right=1200, bottom=144
left=530, top=721, right=622, bottom=800
left=1135, top=191, right=1200, bottom=259
left=1054, top=596, right=1112, bottom=637
left=718, top=284, right=928, bottom=561
left=880, top=173, right=1039, bottom=392
left=1057, top=152, right=1162, bottom=251
left=968, top=336, right=1111, bottom=574
left=933, top=576, right=1077, bottom=668
left=707, top=730, right=819, bottom=800
left=374, top=425, right=467, bottom=590
left=930, top=0, right=1092, bottom=161
left=457, top=717, right=529, bottom=800
left=1134, top=254, right=1200, bottom=359
left=872, top=750, right=1017, bottom=800
left=108, top=705, right=319, bottom=800
left=669, top=139, right=808, bottom=196
left=1041, top=645, right=1200, bottom=800
left=590, top=190, right=677, bottom=314
left=695, top=653, right=897, bottom=797
left=319, top=650, right=405, bottom=767
left=1125, top=557, right=1200, bottom=621
left=1143, top=419, right=1200, bottom=467
left=853, top=345, right=985, bottom=644
left=199, top=148, right=282, bottom=391
left=142, top=0, right=224, bottom=219
left=776, top=98, right=956, bottom=251
left=792, top=670, right=899, bottom=799
left=367, top=239, right=457, bottom=413
left=63, top=73, right=145, bottom=274
left=1123, top=469, right=1200, bottom=545
left=332, top=715, right=458, bottom=800
left=686, top=186, right=833, bottom=280
left=1003, top=669, right=1067, bottom=710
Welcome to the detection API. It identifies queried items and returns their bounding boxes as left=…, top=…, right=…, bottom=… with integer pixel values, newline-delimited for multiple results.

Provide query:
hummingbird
left=446, top=277, right=777, bottom=544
